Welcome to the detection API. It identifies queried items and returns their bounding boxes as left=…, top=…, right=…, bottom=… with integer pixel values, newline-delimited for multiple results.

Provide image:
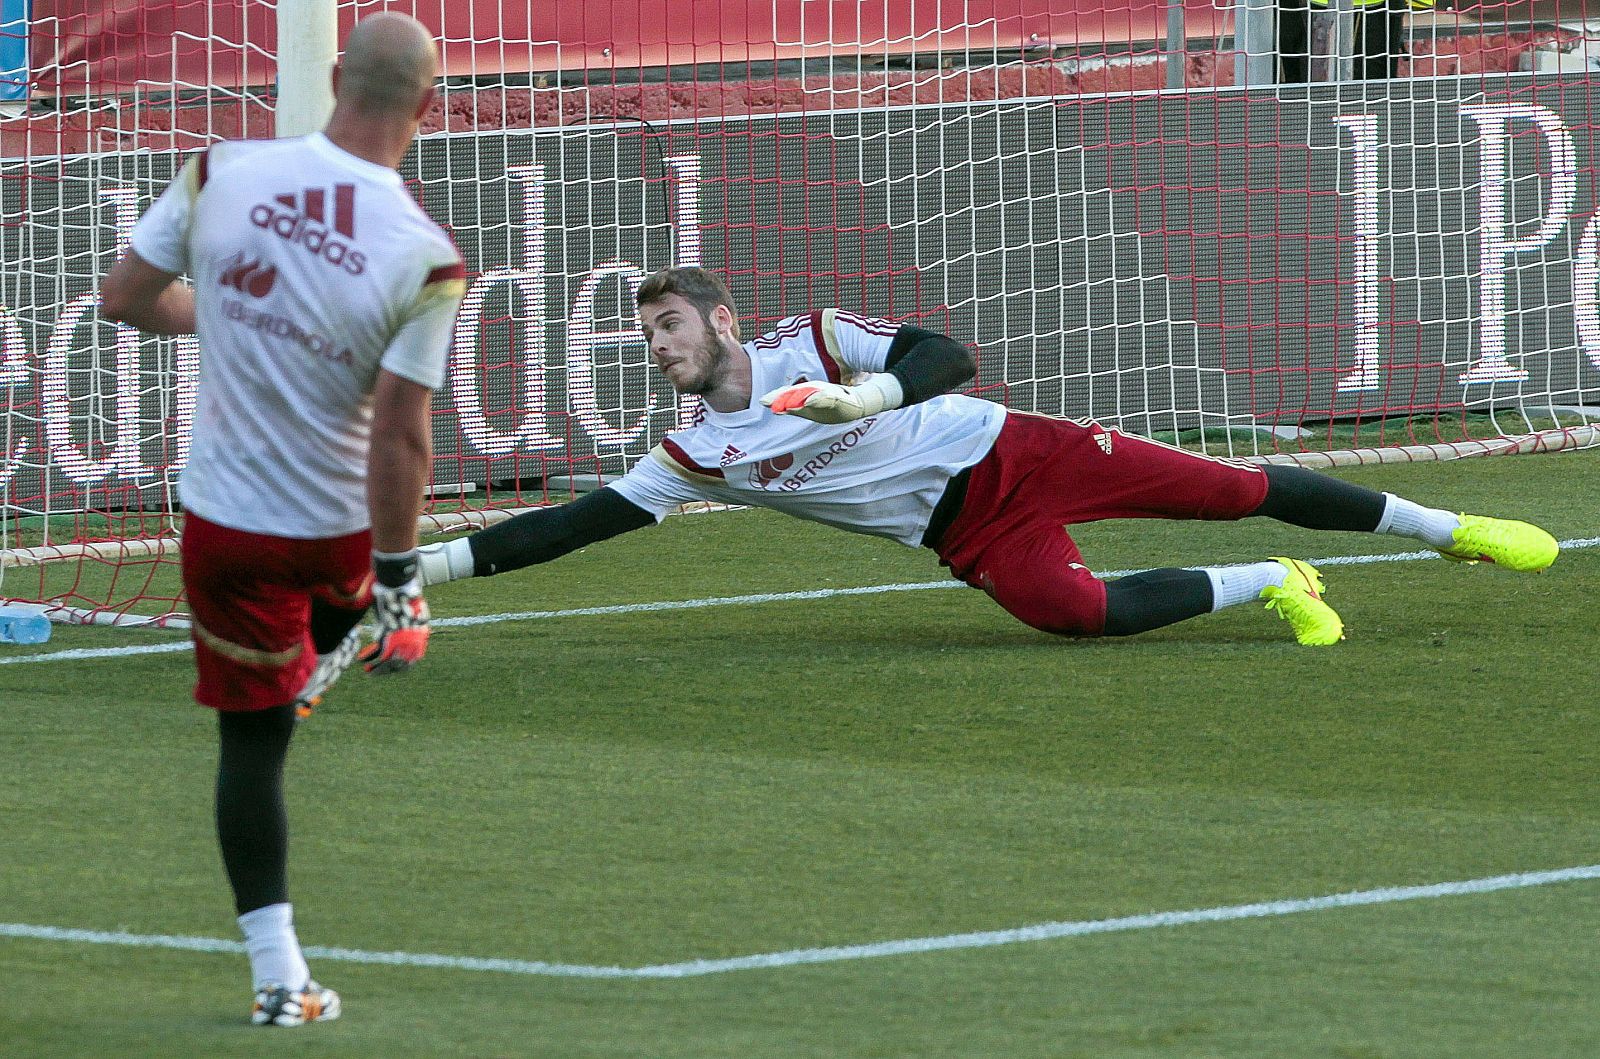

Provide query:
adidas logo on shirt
left=248, top=184, right=367, bottom=275
left=1093, top=430, right=1114, bottom=455
left=720, top=445, right=746, bottom=467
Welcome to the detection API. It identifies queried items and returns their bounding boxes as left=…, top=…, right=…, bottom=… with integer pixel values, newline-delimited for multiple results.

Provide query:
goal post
left=2, top=0, right=1597, bottom=626
left=275, top=0, right=337, bottom=138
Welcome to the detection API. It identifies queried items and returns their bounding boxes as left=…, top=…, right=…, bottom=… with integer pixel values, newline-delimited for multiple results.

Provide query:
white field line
left=3, top=536, right=1597, bottom=668
left=4, top=863, right=1599, bottom=979
left=0, top=641, right=196, bottom=665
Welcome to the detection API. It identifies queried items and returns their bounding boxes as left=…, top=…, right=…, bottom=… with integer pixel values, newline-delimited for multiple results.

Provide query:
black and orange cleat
left=251, top=980, right=341, bottom=1027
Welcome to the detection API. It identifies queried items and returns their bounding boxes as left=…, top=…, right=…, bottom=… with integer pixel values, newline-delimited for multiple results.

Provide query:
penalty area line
left=3, top=536, right=1597, bottom=667
left=4, top=862, right=1600, bottom=979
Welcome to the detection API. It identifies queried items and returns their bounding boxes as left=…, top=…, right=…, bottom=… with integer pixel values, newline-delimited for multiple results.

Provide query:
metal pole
left=1310, top=2, right=1355, bottom=82
left=1234, top=0, right=1277, bottom=87
left=1234, top=0, right=1250, bottom=87
left=1334, top=0, right=1357, bottom=83
left=1251, top=0, right=1277, bottom=85
left=276, top=0, right=338, bottom=136
left=1167, top=0, right=1186, bottom=90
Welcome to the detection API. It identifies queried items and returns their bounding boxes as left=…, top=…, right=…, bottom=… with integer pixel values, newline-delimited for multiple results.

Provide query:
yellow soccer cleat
left=1438, top=514, right=1559, bottom=572
left=1261, top=557, right=1345, bottom=646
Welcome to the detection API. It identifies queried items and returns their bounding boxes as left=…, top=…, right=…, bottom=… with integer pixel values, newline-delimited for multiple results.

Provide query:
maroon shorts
left=180, top=513, right=372, bottom=711
left=934, top=413, right=1269, bottom=637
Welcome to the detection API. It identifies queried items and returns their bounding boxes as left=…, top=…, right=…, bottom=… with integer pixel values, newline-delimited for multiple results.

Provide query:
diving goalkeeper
left=423, top=266, right=1557, bottom=645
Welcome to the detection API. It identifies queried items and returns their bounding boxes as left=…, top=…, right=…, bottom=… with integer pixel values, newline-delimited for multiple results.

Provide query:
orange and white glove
left=759, top=374, right=904, bottom=424
left=359, top=550, right=432, bottom=675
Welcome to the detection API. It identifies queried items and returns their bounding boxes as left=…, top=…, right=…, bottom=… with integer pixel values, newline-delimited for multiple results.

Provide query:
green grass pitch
left=3, top=452, right=1599, bottom=1057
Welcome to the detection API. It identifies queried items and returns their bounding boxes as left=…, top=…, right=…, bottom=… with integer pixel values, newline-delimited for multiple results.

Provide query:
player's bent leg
left=1107, top=559, right=1344, bottom=643
left=965, top=527, right=1110, bottom=637
left=988, top=568, right=1108, bottom=637
left=1254, top=465, right=1558, bottom=571
left=935, top=423, right=1346, bottom=642
left=956, top=522, right=1277, bottom=641
left=1252, top=465, right=1386, bottom=531
left=1102, top=569, right=1213, bottom=635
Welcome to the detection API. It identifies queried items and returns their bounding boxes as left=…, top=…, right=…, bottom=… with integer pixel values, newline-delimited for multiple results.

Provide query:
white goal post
left=275, top=0, right=338, bottom=138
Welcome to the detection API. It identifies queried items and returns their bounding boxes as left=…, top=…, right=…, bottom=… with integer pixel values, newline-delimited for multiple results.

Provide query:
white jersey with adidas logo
left=609, top=309, right=1007, bottom=546
left=129, top=132, right=465, bottom=539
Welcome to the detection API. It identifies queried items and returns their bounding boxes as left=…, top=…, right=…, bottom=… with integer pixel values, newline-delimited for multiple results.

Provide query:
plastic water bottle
left=0, top=605, right=52, bottom=645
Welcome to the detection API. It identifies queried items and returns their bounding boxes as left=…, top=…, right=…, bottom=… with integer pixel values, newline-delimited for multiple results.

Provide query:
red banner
left=31, top=0, right=1227, bottom=95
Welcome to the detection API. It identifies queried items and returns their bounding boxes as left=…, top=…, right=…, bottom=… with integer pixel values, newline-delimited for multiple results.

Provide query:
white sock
left=1376, top=494, right=1460, bottom=550
left=238, top=902, right=311, bottom=991
left=418, top=537, right=475, bottom=587
left=1202, top=561, right=1288, bottom=611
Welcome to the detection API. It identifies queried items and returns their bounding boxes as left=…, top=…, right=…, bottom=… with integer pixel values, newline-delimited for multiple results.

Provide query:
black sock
left=216, top=704, right=297, bottom=916
left=308, top=598, right=365, bottom=655
left=1102, top=568, right=1214, bottom=636
left=1253, top=465, right=1386, bottom=532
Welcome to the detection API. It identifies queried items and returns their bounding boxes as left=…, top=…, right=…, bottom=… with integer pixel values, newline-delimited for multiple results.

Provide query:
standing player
left=415, top=266, right=1557, bottom=643
left=100, top=13, right=462, bottom=1027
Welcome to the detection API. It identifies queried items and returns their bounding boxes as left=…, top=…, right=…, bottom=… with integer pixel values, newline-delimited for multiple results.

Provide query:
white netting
left=3, top=0, right=1596, bottom=622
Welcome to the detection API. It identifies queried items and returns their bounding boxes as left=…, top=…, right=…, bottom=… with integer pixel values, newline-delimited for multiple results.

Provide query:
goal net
left=2, top=0, right=1596, bottom=625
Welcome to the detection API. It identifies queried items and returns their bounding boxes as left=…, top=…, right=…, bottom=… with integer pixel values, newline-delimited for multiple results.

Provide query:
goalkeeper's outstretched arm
left=419, top=487, right=655, bottom=585
left=761, top=323, right=976, bottom=423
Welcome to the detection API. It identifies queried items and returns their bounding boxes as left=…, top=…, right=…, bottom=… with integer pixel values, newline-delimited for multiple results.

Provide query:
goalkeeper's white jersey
left=129, top=132, right=465, bottom=539
left=610, top=309, right=1006, bottom=547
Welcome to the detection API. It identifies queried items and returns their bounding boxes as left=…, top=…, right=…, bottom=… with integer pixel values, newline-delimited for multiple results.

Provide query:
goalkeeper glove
left=359, top=549, right=431, bottom=675
left=759, top=374, right=904, bottom=424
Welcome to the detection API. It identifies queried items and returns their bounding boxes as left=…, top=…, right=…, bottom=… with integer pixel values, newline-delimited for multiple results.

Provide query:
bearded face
left=640, top=294, right=734, bottom=395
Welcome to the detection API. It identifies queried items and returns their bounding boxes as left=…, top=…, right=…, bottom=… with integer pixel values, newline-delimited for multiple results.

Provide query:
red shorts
left=180, top=513, right=372, bottom=711
left=935, top=413, right=1269, bottom=637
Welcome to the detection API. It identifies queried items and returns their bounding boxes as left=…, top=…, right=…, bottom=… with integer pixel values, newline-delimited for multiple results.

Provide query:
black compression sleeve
left=882, top=324, right=977, bottom=405
left=216, top=704, right=296, bottom=915
left=470, top=487, right=655, bottom=577
left=1253, top=464, right=1386, bottom=532
left=1102, top=568, right=1214, bottom=636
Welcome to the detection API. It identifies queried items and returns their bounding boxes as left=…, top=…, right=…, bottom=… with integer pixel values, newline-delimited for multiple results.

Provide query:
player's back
left=132, top=132, right=461, bottom=538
